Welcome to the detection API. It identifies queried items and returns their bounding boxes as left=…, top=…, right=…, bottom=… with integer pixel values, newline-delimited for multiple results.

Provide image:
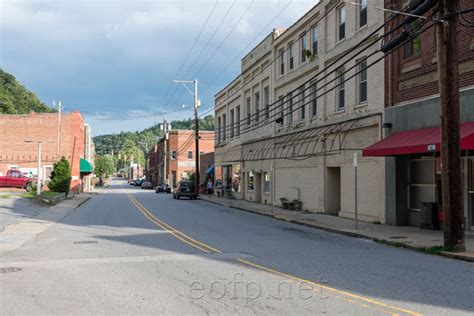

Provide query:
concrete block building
left=215, top=0, right=388, bottom=222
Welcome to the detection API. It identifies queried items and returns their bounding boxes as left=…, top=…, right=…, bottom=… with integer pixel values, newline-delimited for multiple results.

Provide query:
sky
left=0, top=0, right=318, bottom=136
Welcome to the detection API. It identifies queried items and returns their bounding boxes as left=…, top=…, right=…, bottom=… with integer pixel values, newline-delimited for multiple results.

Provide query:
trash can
left=420, top=202, right=440, bottom=230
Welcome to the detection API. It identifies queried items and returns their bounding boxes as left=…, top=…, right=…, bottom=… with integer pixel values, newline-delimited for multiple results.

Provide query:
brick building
left=363, top=0, right=474, bottom=229
left=0, top=112, right=93, bottom=192
left=148, top=130, right=215, bottom=188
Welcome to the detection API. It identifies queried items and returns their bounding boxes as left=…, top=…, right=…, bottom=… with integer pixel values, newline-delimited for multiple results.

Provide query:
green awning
left=80, top=158, right=93, bottom=174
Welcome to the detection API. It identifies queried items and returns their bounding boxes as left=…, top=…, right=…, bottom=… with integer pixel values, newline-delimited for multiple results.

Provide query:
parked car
left=0, top=169, right=35, bottom=192
left=134, top=179, right=144, bottom=187
left=155, top=183, right=171, bottom=194
left=141, top=181, right=153, bottom=190
left=173, top=181, right=197, bottom=200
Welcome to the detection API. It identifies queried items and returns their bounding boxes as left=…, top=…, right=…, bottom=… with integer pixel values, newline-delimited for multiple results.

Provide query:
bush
left=48, top=157, right=71, bottom=193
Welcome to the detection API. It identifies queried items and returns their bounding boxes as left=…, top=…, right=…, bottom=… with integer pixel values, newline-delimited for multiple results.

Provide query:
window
left=217, top=117, right=222, bottom=143
left=247, top=172, right=254, bottom=191
left=278, top=96, right=284, bottom=126
left=264, top=86, right=270, bottom=120
left=44, top=166, right=53, bottom=179
left=311, top=27, right=318, bottom=56
left=336, top=67, right=345, bottom=110
left=358, top=59, right=368, bottom=104
left=222, top=114, right=226, bottom=141
left=246, top=97, right=251, bottom=126
left=311, top=82, right=317, bottom=116
left=359, top=0, right=367, bottom=28
left=263, top=172, right=271, bottom=193
left=236, top=106, right=241, bottom=136
left=255, top=92, right=260, bottom=123
left=288, top=42, right=294, bottom=70
left=300, top=34, right=307, bottom=63
left=287, top=92, right=293, bottom=124
left=404, top=21, right=421, bottom=58
left=230, top=109, right=235, bottom=138
left=171, top=151, right=177, bottom=160
left=200, top=151, right=204, bottom=156
left=279, top=48, right=285, bottom=75
left=188, top=151, right=193, bottom=160
left=300, top=86, right=305, bottom=120
left=338, top=5, right=346, bottom=41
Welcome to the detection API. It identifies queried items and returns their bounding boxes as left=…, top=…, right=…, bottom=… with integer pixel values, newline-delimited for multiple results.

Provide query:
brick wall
left=0, top=112, right=85, bottom=191
left=385, top=0, right=474, bottom=107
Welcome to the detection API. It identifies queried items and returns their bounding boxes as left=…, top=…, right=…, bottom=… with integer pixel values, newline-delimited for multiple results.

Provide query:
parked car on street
left=0, top=169, right=35, bottom=191
left=173, top=181, right=197, bottom=200
left=141, top=181, right=153, bottom=190
left=155, top=183, right=171, bottom=194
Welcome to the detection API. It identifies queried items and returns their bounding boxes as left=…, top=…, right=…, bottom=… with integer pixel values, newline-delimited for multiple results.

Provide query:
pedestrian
left=207, top=179, right=213, bottom=195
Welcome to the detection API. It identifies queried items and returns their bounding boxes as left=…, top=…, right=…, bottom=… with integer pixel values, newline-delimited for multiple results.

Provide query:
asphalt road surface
left=0, top=179, right=472, bottom=315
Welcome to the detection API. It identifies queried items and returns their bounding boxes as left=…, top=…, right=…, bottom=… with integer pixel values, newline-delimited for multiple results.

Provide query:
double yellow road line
left=127, top=193, right=421, bottom=316
left=127, top=193, right=221, bottom=254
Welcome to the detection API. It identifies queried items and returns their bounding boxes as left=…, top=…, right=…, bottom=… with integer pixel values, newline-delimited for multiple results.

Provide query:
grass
left=416, top=245, right=449, bottom=255
left=20, top=191, right=63, bottom=199
left=0, top=194, right=12, bottom=199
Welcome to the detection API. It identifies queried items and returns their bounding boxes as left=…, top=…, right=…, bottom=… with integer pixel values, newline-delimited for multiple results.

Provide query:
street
left=0, top=179, right=471, bottom=315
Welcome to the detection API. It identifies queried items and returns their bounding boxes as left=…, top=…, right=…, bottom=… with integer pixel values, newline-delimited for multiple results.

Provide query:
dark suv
left=173, top=181, right=197, bottom=200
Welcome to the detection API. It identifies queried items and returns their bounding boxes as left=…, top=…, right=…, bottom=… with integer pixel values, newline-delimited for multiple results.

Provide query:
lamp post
left=24, top=140, right=54, bottom=196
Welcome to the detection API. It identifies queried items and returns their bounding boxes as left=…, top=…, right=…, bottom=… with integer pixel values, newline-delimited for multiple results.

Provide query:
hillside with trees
left=0, top=68, right=53, bottom=114
left=93, top=115, right=214, bottom=168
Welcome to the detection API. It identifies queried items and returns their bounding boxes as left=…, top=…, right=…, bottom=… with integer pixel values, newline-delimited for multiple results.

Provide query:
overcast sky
left=1, top=0, right=318, bottom=135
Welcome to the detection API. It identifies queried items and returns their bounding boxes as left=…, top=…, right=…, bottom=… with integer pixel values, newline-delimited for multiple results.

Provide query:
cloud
left=1, top=0, right=317, bottom=135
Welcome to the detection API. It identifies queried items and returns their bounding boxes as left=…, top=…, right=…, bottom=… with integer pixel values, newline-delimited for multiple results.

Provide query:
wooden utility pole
left=437, top=0, right=465, bottom=252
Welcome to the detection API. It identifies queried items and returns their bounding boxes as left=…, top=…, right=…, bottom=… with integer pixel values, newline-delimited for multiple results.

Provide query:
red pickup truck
left=0, top=169, right=35, bottom=191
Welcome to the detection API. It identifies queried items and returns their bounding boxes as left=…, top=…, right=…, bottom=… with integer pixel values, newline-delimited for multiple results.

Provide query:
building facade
left=364, top=0, right=474, bottom=229
left=0, top=112, right=93, bottom=192
left=215, top=0, right=388, bottom=222
left=148, top=130, right=215, bottom=188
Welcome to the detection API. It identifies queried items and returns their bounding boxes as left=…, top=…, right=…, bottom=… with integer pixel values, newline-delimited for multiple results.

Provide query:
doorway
left=468, top=158, right=474, bottom=230
left=326, top=167, right=341, bottom=214
left=254, top=172, right=262, bottom=203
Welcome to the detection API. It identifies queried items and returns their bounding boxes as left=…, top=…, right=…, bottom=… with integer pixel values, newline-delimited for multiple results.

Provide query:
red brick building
left=0, top=112, right=92, bottom=192
left=148, top=130, right=215, bottom=188
left=364, top=0, right=474, bottom=228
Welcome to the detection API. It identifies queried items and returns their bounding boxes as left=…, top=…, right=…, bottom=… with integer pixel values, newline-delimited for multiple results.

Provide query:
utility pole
left=57, top=100, right=62, bottom=160
left=162, top=114, right=170, bottom=185
left=173, top=79, right=200, bottom=194
left=437, top=0, right=465, bottom=252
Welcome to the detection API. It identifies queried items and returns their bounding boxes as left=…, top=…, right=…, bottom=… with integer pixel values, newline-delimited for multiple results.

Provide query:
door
left=326, top=167, right=341, bottom=214
left=468, top=159, right=474, bottom=230
left=8, top=170, right=23, bottom=187
left=254, top=172, right=262, bottom=203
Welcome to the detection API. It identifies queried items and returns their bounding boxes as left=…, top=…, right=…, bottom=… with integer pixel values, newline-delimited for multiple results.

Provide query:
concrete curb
left=199, top=197, right=474, bottom=263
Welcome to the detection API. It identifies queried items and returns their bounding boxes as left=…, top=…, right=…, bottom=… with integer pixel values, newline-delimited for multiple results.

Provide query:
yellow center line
left=237, top=258, right=422, bottom=316
left=127, top=192, right=421, bottom=316
left=128, top=194, right=222, bottom=253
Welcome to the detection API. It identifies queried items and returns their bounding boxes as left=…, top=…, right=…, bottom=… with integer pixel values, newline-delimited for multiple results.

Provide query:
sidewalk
left=199, top=194, right=474, bottom=262
left=0, top=192, right=94, bottom=254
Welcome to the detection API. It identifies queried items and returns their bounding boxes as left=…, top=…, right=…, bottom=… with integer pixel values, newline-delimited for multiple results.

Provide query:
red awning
left=363, top=122, right=474, bottom=156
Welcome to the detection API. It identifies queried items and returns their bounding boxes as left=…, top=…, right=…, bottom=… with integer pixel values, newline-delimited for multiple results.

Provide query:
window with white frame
left=311, top=26, right=318, bottom=56
left=338, top=5, right=346, bottom=41
left=311, top=82, right=317, bottom=116
left=222, top=113, right=226, bottom=141
left=299, top=86, right=305, bottom=120
left=263, top=172, right=271, bottom=193
left=287, top=92, right=293, bottom=124
left=264, top=86, right=270, bottom=120
left=278, top=96, right=284, bottom=126
left=359, top=0, right=367, bottom=28
left=246, top=97, right=251, bottom=126
left=255, top=92, right=260, bottom=123
left=279, top=48, right=285, bottom=75
left=171, top=151, right=177, bottom=160
left=336, top=67, right=345, bottom=110
left=236, top=106, right=241, bottom=136
left=188, top=151, right=193, bottom=160
left=288, top=42, right=294, bottom=70
left=217, top=117, right=222, bottom=143
left=230, top=109, right=235, bottom=138
left=358, top=59, right=368, bottom=104
left=300, top=34, right=307, bottom=64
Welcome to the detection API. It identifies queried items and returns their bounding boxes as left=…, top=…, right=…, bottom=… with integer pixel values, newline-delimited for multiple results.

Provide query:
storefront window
left=263, top=172, right=271, bottom=193
left=248, top=171, right=254, bottom=191
left=233, top=164, right=241, bottom=192
left=408, top=159, right=436, bottom=211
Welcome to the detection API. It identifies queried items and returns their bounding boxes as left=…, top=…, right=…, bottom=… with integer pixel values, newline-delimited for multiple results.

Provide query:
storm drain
left=73, top=241, right=98, bottom=244
left=389, top=236, right=408, bottom=239
left=0, top=267, right=21, bottom=274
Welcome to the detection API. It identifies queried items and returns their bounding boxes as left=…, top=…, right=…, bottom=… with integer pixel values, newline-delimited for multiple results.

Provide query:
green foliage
left=94, top=155, right=115, bottom=178
left=0, top=68, right=54, bottom=114
left=48, top=157, right=72, bottom=193
left=93, top=115, right=215, bottom=169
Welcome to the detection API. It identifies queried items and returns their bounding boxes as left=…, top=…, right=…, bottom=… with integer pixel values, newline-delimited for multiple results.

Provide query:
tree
left=95, top=155, right=115, bottom=182
left=48, top=157, right=72, bottom=193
